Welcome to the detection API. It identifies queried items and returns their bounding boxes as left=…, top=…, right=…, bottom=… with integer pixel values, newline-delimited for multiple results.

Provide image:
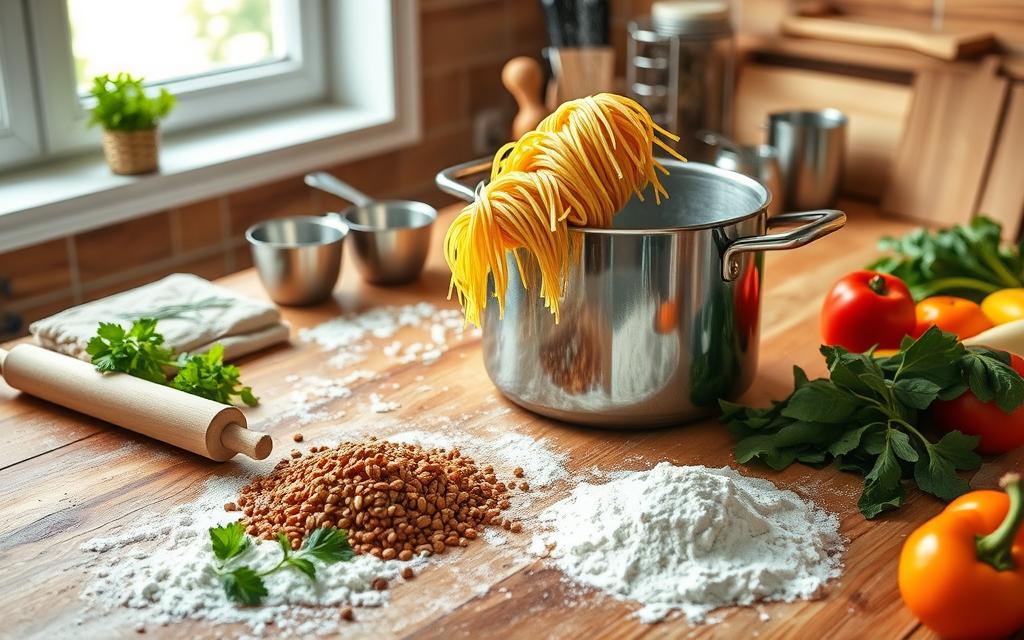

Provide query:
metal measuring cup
left=767, top=109, right=847, bottom=210
left=305, top=172, right=438, bottom=286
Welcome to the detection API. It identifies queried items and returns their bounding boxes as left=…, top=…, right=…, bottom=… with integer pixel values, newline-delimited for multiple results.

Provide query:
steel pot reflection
left=436, top=159, right=844, bottom=427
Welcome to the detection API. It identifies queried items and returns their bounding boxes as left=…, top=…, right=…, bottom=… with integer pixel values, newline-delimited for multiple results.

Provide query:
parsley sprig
left=209, top=523, right=354, bottom=605
left=172, top=345, right=258, bottom=407
left=86, top=319, right=174, bottom=384
left=86, top=318, right=259, bottom=406
left=722, top=327, right=1024, bottom=518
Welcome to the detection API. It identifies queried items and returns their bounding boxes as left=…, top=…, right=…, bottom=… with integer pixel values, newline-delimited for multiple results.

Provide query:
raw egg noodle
left=444, top=93, right=684, bottom=325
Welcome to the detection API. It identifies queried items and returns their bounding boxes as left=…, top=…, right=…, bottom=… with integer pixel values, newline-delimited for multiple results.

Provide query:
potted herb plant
left=88, top=72, right=175, bottom=175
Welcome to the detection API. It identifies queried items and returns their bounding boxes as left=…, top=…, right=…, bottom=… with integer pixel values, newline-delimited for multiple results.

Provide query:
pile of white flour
left=533, top=462, right=844, bottom=623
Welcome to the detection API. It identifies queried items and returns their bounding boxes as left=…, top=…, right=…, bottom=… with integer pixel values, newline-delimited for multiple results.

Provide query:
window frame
left=0, top=1, right=42, bottom=170
left=28, top=0, right=327, bottom=155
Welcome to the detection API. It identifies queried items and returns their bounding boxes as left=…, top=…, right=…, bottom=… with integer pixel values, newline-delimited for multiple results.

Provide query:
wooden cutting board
left=782, top=15, right=996, bottom=61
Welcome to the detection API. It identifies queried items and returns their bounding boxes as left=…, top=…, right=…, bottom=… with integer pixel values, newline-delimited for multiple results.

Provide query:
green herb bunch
left=209, top=522, right=354, bottom=605
left=88, top=72, right=175, bottom=131
left=869, top=216, right=1024, bottom=302
left=722, top=327, right=1024, bottom=518
left=173, top=344, right=258, bottom=407
left=86, top=318, right=258, bottom=406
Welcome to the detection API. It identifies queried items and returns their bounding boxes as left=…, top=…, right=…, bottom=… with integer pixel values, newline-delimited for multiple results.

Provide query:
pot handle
left=721, top=209, right=846, bottom=281
left=436, top=157, right=493, bottom=203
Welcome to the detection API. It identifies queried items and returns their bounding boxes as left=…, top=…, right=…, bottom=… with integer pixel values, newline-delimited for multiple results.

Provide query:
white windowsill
left=0, top=101, right=419, bottom=254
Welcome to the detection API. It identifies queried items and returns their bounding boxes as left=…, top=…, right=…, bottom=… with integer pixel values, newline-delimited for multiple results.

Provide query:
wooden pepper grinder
left=502, top=57, right=549, bottom=139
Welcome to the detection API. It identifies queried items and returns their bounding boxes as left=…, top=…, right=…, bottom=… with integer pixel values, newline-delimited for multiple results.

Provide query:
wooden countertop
left=1, top=200, right=1020, bottom=639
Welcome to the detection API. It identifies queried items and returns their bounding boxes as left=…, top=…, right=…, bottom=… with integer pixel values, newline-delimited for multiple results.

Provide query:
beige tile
left=0, top=238, right=72, bottom=301
left=74, top=212, right=174, bottom=284
left=227, top=176, right=316, bottom=236
left=421, top=1, right=508, bottom=73
left=171, top=198, right=226, bottom=253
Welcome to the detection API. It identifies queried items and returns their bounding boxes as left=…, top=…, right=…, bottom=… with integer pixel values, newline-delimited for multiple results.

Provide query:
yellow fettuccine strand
left=444, top=93, right=685, bottom=326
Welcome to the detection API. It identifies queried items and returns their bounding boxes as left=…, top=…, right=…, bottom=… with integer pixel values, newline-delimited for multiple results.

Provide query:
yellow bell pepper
left=982, top=288, right=1024, bottom=325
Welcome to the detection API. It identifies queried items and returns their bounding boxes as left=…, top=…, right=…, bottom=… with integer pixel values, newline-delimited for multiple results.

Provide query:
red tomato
left=914, top=296, right=994, bottom=340
left=931, top=353, right=1024, bottom=454
left=821, top=271, right=916, bottom=352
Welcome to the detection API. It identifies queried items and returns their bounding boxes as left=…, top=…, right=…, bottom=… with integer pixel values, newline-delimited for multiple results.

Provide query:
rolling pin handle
left=221, top=423, right=273, bottom=460
left=0, top=347, right=8, bottom=371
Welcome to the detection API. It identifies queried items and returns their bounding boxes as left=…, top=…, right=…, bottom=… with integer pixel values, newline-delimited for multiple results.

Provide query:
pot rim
left=568, top=160, right=771, bottom=236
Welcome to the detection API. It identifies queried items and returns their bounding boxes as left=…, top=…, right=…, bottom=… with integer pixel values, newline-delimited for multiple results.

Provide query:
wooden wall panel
left=733, top=64, right=912, bottom=200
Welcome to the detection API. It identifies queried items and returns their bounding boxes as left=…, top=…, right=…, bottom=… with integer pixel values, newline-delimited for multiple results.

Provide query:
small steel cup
left=768, top=109, right=847, bottom=210
left=246, top=216, right=347, bottom=306
left=334, top=203, right=436, bottom=286
left=305, top=172, right=436, bottom=286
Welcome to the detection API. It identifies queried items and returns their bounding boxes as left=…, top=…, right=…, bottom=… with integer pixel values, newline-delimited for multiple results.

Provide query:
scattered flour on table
left=533, top=462, right=844, bottom=624
left=80, top=480, right=424, bottom=637
left=298, top=303, right=479, bottom=368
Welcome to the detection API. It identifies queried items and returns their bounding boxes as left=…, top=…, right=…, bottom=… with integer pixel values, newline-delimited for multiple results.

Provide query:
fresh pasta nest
left=444, top=93, right=684, bottom=326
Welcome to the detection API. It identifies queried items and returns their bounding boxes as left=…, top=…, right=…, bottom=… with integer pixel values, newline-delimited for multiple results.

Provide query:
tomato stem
left=868, top=274, right=888, bottom=296
left=976, top=473, right=1023, bottom=571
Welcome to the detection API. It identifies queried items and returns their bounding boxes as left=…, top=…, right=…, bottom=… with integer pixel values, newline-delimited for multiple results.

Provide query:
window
left=29, top=0, right=325, bottom=154
left=0, top=0, right=421, bottom=253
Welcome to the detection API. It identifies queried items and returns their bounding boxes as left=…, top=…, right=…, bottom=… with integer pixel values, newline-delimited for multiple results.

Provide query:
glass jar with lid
left=627, top=1, right=735, bottom=159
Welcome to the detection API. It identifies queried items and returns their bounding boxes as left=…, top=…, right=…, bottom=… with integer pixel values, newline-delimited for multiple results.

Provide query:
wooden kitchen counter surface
left=1, top=200, right=1019, bottom=639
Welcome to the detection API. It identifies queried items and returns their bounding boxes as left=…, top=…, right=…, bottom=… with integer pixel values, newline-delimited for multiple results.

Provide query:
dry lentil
left=340, top=606, right=354, bottom=621
left=402, top=566, right=415, bottom=580
left=293, top=433, right=304, bottom=442
left=372, top=577, right=388, bottom=591
left=514, top=467, right=524, bottom=478
left=223, top=502, right=238, bottom=512
left=237, top=438, right=521, bottom=558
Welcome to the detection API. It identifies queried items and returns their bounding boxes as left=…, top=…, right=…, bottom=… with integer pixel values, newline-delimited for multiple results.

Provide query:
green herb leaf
left=86, top=319, right=174, bottom=384
left=892, top=378, right=942, bottom=410
left=859, top=436, right=905, bottom=519
left=959, top=348, right=1024, bottom=412
left=285, top=557, right=317, bottom=581
left=220, top=566, right=267, bottom=605
left=828, top=422, right=883, bottom=457
left=277, top=532, right=293, bottom=559
left=781, top=381, right=860, bottom=423
left=171, top=344, right=260, bottom=406
left=299, top=527, right=354, bottom=564
left=209, top=522, right=250, bottom=562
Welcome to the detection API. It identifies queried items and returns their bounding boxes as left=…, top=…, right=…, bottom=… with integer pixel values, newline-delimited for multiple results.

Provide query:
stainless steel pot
left=436, top=158, right=845, bottom=427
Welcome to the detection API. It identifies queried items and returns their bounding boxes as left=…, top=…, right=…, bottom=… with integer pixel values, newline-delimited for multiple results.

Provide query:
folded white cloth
left=31, top=273, right=290, bottom=361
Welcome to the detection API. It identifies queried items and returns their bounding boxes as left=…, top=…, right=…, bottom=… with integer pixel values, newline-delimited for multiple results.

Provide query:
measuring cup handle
left=435, top=157, right=493, bottom=203
left=721, top=209, right=846, bottom=281
left=304, top=172, right=374, bottom=207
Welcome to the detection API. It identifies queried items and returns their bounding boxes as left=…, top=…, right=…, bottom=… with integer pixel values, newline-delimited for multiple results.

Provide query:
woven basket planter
left=101, top=128, right=159, bottom=175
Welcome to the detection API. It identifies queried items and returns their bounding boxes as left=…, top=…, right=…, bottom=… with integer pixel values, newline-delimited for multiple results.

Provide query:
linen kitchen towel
left=31, top=273, right=290, bottom=361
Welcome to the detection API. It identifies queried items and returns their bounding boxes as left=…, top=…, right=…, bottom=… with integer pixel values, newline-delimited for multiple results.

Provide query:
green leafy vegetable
left=207, top=524, right=354, bottom=605
left=209, top=521, right=250, bottom=562
left=88, top=72, right=175, bottom=131
left=868, top=216, right=1024, bottom=302
left=87, top=319, right=258, bottom=406
left=85, top=318, right=174, bottom=384
left=172, top=344, right=259, bottom=406
left=722, top=327, right=1024, bottom=518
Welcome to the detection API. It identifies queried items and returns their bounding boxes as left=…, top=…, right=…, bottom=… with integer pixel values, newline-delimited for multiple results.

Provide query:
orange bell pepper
left=898, top=473, right=1024, bottom=639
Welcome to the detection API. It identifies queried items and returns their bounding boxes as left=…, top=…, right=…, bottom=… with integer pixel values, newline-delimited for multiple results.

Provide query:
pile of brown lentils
left=233, top=437, right=526, bottom=559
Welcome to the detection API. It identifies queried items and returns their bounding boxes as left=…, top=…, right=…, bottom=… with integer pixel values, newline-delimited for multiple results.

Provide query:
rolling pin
left=0, top=343, right=272, bottom=461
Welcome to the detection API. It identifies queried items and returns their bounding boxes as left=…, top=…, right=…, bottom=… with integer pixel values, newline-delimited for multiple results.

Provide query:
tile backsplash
left=0, top=0, right=557, bottom=339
